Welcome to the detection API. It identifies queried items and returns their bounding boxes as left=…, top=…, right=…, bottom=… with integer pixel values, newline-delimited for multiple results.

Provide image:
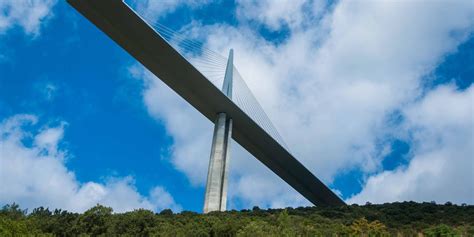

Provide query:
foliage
left=349, top=218, right=390, bottom=236
left=0, top=202, right=471, bottom=236
left=0, top=217, right=29, bottom=236
left=423, top=224, right=461, bottom=237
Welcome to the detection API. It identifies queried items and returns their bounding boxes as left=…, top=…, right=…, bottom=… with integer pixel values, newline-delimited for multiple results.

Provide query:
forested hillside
left=1, top=202, right=472, bottom=236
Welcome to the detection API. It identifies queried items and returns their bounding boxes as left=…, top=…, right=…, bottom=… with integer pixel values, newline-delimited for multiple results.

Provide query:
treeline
left=1, top=201, right=472, bottom=236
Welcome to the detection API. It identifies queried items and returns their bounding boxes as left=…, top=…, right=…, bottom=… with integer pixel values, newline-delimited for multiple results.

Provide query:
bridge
left=67, top=0, right=346, bottom=212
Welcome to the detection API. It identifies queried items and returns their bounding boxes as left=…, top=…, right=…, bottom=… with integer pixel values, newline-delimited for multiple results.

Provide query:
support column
left=204, top=49, right=234, bottom=213
left=203, top=113, right=232, bottom=213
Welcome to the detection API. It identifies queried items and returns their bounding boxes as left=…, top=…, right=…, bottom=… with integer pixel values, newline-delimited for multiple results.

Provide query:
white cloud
left=349, top=85, right=474, bottom=204
left=42, top=83, right=58, bottom=101
left=0, top=0, right=57, bottom=35
left=236, top=0, right=331, bottom=31
left=149, top=186, right=182, bottom=211
left=128, top=0, right=211, bottom=24
left=236, top=0, right=307, bottom=31
left=0, top=114, right=181, bottom=213
left=132, top=0, right=474, bottom=208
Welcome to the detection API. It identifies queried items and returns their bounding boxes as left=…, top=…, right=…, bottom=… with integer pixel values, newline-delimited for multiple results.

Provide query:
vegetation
left=0, top=202, right=472, bottom=236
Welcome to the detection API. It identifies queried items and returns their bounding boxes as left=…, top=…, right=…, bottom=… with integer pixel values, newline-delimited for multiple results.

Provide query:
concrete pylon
left=203, top=113, right=232, bottom=213
left=203, top=49, right=233, bottom=213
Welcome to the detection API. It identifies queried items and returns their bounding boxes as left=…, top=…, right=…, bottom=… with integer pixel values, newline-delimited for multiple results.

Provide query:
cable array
left=152, top=22, right=228, bottom=89
left=232, top=67, right=289, bottom=150
left=150, top=21, right=289, bottom=150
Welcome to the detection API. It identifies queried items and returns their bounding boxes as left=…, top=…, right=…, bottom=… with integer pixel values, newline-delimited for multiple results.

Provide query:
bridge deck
left=67, top=0, right=345, bottom=206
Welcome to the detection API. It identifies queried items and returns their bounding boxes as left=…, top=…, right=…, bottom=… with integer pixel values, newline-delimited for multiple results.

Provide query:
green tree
left=75, top=204, right=113, bottom=236
left=237, top=220, right=278, bottom=237
left=159, top=209, right=173, bottom=215
left=350, top=218, right=389, bottom=236
left=149, top=222, right=186, bottom=237
left=0, top=218, right=29, bottom=236
left=0, top=203, right=26, bottom=220
left=0, top=202, right=471, bottom=236
left=423, top=224, right=461, bottom=237
left=108, top=209, right=157, bottom=236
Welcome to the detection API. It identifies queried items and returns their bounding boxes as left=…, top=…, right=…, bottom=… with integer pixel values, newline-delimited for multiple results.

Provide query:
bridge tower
left=203, top=49, right=233, bottom=213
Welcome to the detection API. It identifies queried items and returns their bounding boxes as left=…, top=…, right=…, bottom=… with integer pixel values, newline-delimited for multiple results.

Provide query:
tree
left=237, top=220, right=278, bottom=237
left=0, top=203, right=26, bottom=220
left=350, top=218, right=389, bottom=236
left=0, top=202, right=471, bottom=236
left=0, top=218, right=29, bottom=236
left=423, top=224, right=461, bottom=237
left=108, top=209, right=157, bottom=236
left=159, top=209, right=173, bottom=216
left=75, top=204, right=113, bottom=236
left=277, top=209, right=294, bottom=236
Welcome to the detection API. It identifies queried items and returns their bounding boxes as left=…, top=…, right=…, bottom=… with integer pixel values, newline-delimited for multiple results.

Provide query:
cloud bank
left=349, top=85, right=474, bottom=204
left=0, top=114, right=181, bottom=213
left=0, top=0, right=57, bottom=36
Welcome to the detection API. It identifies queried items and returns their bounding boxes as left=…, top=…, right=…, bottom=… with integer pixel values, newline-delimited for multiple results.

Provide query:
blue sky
left=0, top=0, right=473, bottom=213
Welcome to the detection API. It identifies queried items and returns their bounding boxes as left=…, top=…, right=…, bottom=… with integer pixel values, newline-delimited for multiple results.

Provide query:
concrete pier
left=203, top=49, right=234, bottom=213
left=203, top=113, right=232, bottom=213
